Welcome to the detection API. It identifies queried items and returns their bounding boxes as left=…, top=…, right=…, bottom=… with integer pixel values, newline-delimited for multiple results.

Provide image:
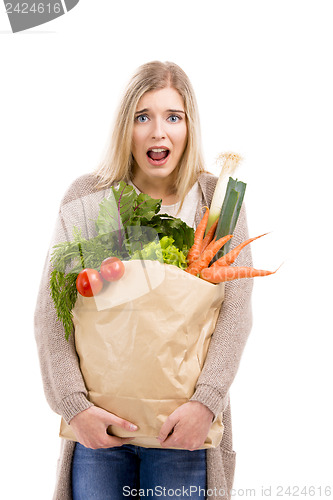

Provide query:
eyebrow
left=135, top=108, right=185, bottom=115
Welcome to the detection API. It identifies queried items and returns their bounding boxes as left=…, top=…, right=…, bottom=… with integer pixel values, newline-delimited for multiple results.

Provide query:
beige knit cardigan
left=34, top=172, right=253, bottom=500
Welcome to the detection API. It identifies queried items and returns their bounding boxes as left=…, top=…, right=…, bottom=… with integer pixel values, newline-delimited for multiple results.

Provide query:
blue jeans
left=72, top=443, right=207, bottom=499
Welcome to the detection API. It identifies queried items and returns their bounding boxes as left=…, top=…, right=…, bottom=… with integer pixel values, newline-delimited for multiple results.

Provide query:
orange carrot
left=201, top=218, right=219, bottom=253
left=211, top=233, right=268, bottom=268
left=200, top=265, right=277, bottom=283
left=187, top=206, right=210, bottom=265
left=185, top=235, right=233, bottom=276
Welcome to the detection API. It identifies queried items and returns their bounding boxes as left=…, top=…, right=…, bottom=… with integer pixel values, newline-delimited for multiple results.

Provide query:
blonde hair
left=94, top=61, right=206, bottom=205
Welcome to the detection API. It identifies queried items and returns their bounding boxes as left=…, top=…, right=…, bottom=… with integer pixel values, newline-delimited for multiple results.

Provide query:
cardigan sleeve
left=189, top=204, right=254, bottom=418
left=34, top=199, right=94, bottom=424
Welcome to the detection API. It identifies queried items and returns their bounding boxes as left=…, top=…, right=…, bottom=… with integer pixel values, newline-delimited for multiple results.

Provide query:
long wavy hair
left=94, top=61, right=206, bottom=205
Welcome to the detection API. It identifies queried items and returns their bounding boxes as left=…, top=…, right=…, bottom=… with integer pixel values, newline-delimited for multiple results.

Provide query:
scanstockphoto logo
left=3, top=0, right=79, bottom=32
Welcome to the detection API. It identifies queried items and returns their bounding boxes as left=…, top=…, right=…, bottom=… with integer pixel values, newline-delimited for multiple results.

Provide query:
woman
left=35, top=61, right=253, bottom=499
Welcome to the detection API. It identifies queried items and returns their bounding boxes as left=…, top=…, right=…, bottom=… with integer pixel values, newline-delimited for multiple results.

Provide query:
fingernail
left=130, top=424, right=138, bottom=431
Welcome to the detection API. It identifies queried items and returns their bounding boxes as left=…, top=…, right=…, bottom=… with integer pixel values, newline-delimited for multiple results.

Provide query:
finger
left=158, top=415, right=178, bottom=442
left=158, top=433, right=176, bottom=447
left=159, top=430, right=202, bottom=451
left=96, top=433, right=134, bottom=449
left=106, top=435, right=134, bottom=447
left=158, top=425, right=189, bottom=449
left=107, top=414, right=138, bottom=432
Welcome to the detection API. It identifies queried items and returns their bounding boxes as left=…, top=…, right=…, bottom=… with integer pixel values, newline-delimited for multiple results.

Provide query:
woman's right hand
left=69, top=406, right=138, bottom=449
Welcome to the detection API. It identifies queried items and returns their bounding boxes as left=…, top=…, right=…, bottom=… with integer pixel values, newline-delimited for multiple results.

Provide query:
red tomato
left=100, top=257, right=125, bottom=282
left=76, top=268, right=104, bottom=297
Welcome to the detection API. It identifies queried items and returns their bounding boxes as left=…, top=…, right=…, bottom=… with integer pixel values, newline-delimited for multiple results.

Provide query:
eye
left=136, top=114, right=149, bottom=123
left=167, top=114, right=181, bottom=123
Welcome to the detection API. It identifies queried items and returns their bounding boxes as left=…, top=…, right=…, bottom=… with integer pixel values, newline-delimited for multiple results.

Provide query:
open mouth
left=147, top=148, right=170, bottom=162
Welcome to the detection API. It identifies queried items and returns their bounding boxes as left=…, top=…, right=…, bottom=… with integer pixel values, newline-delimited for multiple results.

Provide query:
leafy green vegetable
left=50, top=270, right=78, bottom=341
left=130, top=236, right=188, bottom=269
left=49, top=182, right=195, bottom=339
left=96, top=182, right=160, bottom=235
left=95, top=181, right=193, bottom=254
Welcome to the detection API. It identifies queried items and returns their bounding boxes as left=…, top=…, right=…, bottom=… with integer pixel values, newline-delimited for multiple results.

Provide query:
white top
left=128, top=180, right=202, bottom=229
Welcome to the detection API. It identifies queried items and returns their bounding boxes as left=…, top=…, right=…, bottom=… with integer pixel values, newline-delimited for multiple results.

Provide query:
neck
left=133, top=181, right=179, bottom=205
left=131, top=170, right=179, bottom=205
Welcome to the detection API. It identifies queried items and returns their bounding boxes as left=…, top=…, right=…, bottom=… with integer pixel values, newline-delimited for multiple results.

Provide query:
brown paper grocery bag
left=60, top=260, right=225, bottom=449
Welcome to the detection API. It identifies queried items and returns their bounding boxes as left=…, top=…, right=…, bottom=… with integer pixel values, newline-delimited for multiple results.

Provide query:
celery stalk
left=206, top=152, right=242, bottom=234
left=212, top=177, right=246, bottom=261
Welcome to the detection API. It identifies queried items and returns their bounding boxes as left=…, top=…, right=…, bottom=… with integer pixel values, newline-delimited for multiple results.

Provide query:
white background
left=1, top=1, right=332, bottom=498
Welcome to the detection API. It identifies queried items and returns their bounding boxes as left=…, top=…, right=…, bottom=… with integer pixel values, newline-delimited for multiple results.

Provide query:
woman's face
left=131, top=87, right=187, bottom=187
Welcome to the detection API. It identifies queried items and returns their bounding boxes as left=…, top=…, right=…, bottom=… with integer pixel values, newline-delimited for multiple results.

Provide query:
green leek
left=213, top=177, right=246, bottom=260
left=206, top=152, right=242, bottom=234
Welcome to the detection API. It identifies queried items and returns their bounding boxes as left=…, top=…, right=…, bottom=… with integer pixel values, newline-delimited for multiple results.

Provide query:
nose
left=151, top=118, right=166, bottom=140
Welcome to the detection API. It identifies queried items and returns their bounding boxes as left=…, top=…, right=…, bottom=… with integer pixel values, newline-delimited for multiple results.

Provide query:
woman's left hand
left=157, top=401, right=214, bottom=450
